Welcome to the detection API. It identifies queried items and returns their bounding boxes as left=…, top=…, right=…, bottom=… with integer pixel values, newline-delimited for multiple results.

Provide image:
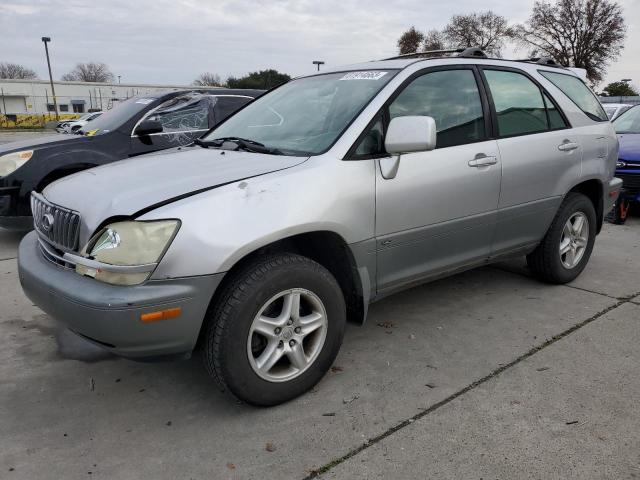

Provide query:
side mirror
left=134, top=119, right=163, bottom=136
left=384, top=116, right=436, bottom=154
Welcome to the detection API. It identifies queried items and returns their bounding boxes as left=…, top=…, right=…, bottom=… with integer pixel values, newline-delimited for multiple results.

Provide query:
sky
left=0, top=0, right=638, bottom=90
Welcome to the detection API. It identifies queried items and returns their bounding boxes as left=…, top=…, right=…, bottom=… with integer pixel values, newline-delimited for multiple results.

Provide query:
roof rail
left=383, top=48, right=464, bottom=61
left=458, top=47, right=488, bottom=58
left=514, top=57, right=564, bottom=68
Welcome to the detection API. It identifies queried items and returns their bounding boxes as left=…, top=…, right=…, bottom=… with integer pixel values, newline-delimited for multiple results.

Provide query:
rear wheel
left=202, top=253, right=346, bottom=406
left=527, top=192, right=596, bottom=284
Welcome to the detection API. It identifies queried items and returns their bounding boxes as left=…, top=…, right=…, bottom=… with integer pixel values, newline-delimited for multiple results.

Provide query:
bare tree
left=193, top=72, right=224, bottom=87
left=0, top=62, right=37, bottom=79
left=61, top=62, right=115, bottom=82
left=443, top=11, right=514, bottom=57
left=422, top=29, right=449, bottom=53
left=515, top=0, right=626, bottom=84
left=397, top=27, right=424, bottom=55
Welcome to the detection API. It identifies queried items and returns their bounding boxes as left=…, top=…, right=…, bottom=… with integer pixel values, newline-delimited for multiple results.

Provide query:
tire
left=202, top=253, right=346, bottom=406
left=610, top=197, right=630, bottom=225
left=527, top=192, right=596, bottom=284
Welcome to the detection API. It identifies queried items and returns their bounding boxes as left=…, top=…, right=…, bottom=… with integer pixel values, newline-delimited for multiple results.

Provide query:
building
left=0, top=79, right=222, bottom=128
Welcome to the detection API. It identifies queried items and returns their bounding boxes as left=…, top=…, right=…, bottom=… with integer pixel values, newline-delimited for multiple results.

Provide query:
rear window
left=539, top=70, right=608, bottom=122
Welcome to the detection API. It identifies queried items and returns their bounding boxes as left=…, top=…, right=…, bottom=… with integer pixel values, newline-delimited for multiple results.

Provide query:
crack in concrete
left=304, top=292, right=640, bottom=479
left=0, top=256, right=17, bottom=262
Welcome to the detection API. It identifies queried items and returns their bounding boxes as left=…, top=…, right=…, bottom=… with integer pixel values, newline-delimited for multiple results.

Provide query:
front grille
left=617, top=173, right=640, bottom=196
left=31, top=192, right=81, bottom=252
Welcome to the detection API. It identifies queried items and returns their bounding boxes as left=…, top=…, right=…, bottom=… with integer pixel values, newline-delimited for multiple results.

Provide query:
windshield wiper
left=194, top=137, right=283, bottom=155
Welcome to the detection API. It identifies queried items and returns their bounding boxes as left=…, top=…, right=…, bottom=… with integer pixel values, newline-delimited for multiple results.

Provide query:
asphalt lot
left=1, top=131, right=639, bottom=479
left=0, top=130, right=57, bottom=145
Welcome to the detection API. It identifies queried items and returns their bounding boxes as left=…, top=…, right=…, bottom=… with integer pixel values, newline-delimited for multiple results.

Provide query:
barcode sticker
left=339, top=71, right=388, bottom=81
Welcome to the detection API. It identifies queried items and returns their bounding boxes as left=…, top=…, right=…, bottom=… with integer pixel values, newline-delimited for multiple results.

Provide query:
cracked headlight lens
left=76, top=220, right=180, bottom=285
left=0, top=150, right=33, bottom=176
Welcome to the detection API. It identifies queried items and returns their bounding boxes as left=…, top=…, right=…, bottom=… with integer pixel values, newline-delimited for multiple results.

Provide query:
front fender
left=141, top=156, right=376, bottom=279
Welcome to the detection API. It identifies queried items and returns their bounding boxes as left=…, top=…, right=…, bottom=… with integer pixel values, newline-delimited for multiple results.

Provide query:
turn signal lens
left=140, top=307, right=182, bottom=323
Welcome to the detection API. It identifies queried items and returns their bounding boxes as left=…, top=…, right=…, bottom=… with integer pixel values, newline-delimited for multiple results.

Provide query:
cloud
left=0, top=0, right=636, bottom=88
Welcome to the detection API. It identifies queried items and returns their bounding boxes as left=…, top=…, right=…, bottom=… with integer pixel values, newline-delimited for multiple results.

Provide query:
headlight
left=0, top=150, right=33, bottom=176
left=75, top=220, right=180, bottom=285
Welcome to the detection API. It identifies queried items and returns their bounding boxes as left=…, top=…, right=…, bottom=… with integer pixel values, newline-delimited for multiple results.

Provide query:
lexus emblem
left=41, top=213, right=55, bottom=232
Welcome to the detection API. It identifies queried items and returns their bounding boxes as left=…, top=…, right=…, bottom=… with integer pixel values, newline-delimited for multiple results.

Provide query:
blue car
left=610, top=105, right=640, bottom=224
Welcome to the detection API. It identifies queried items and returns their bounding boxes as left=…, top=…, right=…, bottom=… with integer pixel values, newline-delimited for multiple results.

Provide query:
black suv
left=0, top=89, right=263, bottom=229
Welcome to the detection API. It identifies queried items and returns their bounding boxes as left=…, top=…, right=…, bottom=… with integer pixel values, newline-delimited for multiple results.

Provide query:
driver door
left=370, top=67, right=502, bottom=294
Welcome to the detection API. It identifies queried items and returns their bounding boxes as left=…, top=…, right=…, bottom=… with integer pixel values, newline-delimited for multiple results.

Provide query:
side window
left=354, top=117, right=384, bottom=157
left=538, top=70, right=608, bottom=122
left=388, top=69, right=486, bottom=148
left=145, top=95, right=209, bottom=133
left=484, top=70, right=549, bottom=136
left=214, top=96, right=252, bottom=124
left=543, top=92, right=568, bottom=129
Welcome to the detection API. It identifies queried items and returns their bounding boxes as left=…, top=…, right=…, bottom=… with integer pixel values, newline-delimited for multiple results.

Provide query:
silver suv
left=19, top=50, right=622, bottom=406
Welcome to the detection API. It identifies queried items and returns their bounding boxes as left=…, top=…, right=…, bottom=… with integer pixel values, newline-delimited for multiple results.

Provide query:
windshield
left=613, top=106, right=640, bottom=134
left=81, top=96, right=158, bottom=135
left=202, top=70, right=398, bottom=155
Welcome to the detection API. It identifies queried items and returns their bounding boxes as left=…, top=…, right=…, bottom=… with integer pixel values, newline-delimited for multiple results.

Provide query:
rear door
left=480, top=67, right=581, bottom=256
left=129, top=93, right=213, bottom=156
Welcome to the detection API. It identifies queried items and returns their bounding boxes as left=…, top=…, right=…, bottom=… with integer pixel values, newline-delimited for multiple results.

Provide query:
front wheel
left=527, top=192, right=596, bottom=284
left=202, top=253, right=346, bottom=406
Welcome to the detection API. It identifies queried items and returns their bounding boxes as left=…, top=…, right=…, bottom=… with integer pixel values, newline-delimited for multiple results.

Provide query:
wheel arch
left=567, top=178, right=604, bottom=233
left=36, top=163, right=98, bottom=192
left=196, top=230, right=369, bottom=351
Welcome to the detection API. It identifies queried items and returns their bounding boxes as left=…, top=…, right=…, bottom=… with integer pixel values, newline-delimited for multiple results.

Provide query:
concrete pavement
left=1, top=217, right=639, bottom=479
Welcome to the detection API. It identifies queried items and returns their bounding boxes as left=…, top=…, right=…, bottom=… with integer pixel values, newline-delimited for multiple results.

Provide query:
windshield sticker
left=340, top=71, right=388, bottom=81
left=135, top=98, right=154, bottom=104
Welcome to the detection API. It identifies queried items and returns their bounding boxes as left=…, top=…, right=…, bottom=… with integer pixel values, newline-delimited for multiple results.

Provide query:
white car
left=603, top=103, right=633, bottom=121
left=56, top=112, right=103, bottom=134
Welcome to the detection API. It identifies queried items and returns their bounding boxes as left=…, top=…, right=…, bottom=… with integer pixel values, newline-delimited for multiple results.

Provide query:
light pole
left=118, top=75, right=121, bottom=84
left=41, top=36, right=59, bottom=121
left=312, top=60, right=325, bottom=72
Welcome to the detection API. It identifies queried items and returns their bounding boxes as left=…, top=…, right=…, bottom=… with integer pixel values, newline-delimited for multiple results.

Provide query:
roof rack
left=514, top=57, right=564, bottom=68
left=383, top=46, right=489, bottom=61
left=383, top=48, right=465, bottom=61
left=458, top=47, right=488, bottom=58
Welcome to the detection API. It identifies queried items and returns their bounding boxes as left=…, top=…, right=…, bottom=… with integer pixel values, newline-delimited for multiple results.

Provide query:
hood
left=618, top=134, right=640, bottom=162
left=0, top=133, right=88, bottom=154
left=43, top=147, right=308, bottom=237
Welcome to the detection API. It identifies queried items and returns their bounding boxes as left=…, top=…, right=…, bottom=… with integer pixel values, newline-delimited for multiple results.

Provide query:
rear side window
left=484, top=70, right=551, bottom=136
left=388, top=69, right=486, bottom=148
left=539, top=70, right=608, bottom=122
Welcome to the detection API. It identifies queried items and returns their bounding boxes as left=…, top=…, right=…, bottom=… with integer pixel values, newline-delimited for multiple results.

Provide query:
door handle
left=468, top=154, right=498, bottom=167
left=558, top=140, right=579, bottom=152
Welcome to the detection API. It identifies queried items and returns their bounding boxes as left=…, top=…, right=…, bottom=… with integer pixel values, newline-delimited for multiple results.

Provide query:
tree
left=515, top=0, right=626, bottom=84
left=602, top=81, right=638, bottom=96
left=422, top=29, right=448, bottom=53
left=61, top=62, right=114, bottom=82
left=193, top=72, right=224, bottom=87
left=443, top=11, right=514, bottom=57
left=0, top=62, right=37, bottom=79
left=226, top=69, right=290, bottom=89
left=397, top=26, right=424, bottom=55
